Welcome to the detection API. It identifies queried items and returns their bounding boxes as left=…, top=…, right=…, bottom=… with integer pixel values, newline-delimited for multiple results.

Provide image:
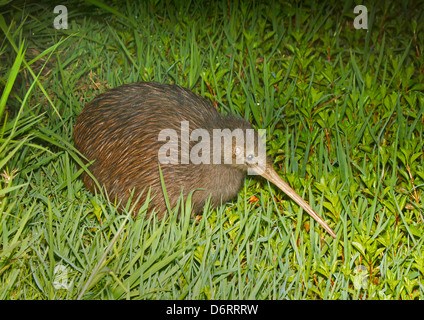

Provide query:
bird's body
left=74, top=81, right=336, bottom=238
left=74, top=82, right=251, bottom=214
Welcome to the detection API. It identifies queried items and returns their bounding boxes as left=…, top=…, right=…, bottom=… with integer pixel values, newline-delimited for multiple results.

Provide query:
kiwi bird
left=73, top=81, right=336, bottom=238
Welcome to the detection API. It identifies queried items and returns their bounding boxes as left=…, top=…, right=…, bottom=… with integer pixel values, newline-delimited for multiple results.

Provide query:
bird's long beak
left=256, top=165, right=336, bottom=239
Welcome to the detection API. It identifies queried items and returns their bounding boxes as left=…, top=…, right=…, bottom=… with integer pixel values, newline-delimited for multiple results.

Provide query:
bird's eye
left=246, top=154, right=254, bottom=162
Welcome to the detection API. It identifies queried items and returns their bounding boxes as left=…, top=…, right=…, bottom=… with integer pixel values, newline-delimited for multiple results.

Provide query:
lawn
left=1, top=0, right=424, bottom=299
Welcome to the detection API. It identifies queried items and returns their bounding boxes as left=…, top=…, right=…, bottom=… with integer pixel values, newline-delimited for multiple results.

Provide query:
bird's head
left=216, top=117, right=336, bottom=238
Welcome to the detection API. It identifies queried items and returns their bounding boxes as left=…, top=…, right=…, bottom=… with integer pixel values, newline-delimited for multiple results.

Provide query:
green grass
left=1, top=0, right=424, bottom=299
